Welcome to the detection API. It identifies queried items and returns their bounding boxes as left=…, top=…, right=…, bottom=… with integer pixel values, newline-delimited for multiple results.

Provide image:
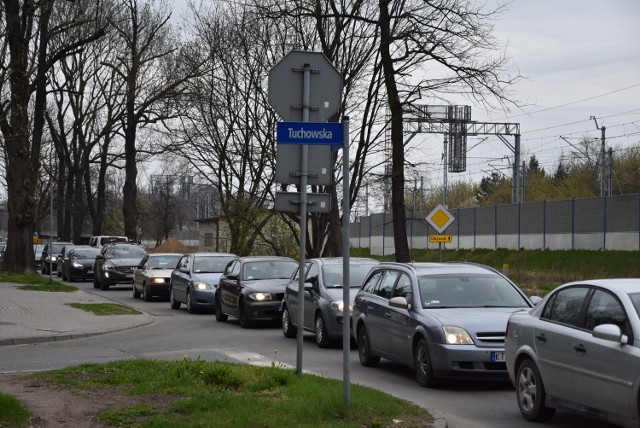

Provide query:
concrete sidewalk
left=0, top=282, right=153, bottom=346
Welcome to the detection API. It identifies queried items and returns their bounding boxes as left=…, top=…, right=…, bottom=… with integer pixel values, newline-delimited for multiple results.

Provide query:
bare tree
left=0, top=0, right=105, bottom=272
left=105, top=0, right=199, bottom=240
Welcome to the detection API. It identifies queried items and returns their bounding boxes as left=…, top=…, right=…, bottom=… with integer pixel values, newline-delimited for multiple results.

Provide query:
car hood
left=426, top=307, right=528, bottom=332
left=325, top=287, right=360, bottom=303
left=243, top=278, right=290, bottom=293
left=75, top=259, right=96, bottom=267
left=192, top=272, right=224, bottom=286
left=107, top=258, right=144, bottom=267
left=144, top=269, right=174, bottom=278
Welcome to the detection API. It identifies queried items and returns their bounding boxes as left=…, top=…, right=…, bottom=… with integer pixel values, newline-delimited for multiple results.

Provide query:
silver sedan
left=505, top=279, right=640, bottom=427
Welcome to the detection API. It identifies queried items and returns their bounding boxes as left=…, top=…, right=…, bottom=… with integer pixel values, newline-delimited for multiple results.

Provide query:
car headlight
left=105, top=264, right=116, bottom=271
left=330, top=300, right=352, bottom=312
left=442, top=326, right=474, bottom=345
left=72, top=262, right=82, bottom=268
left=249, top=292, right=272, bottom=301
left=150, top=278, right=165, bottom=283
left=193, top=281, right=211, bottom=290
left=51, top=256, right=57, bottom=262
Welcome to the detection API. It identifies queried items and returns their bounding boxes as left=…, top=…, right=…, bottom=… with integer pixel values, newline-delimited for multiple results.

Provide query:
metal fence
left=350, top=194, right=640, bottom=255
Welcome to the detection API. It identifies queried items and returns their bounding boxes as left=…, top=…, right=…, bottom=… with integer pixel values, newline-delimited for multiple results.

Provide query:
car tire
left=215, top=296, right=228, bottom=322
left=239, top=300, right=251, bottom=328
left=170, top=289, right=181, bottom=310
left=315, top=313, right=332, bottom=348
left=281, top=305, right=297, bottom=338
left=414, top=338, right=437, bottom=387
left=357, top=326, right=380, bottom=367
left=186, top=291, right=196, bottom=314
left=143, top=283, right=152, bottom=302
left=132, top=284, right=140, bottom=299
left=516, top=359, right=555, bottom=422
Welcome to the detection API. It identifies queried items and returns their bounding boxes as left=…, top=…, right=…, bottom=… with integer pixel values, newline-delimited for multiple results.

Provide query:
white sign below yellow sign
left=429, top=235, right=452, bottom=243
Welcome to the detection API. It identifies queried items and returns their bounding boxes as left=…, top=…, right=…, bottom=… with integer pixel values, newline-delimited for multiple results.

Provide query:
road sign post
left=268, top=52, right=343, bottom=380
left=426, top=204, right=455, bottom=262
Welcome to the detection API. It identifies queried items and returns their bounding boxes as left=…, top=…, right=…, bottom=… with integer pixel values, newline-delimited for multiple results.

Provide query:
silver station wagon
left=352, top=262, right=535, bottom=387
left=505, top=279, right=640, bottom=427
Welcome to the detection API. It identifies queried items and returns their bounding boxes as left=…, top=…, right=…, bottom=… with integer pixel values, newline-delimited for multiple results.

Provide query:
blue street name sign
left=277, top=121, right=343, bottom=146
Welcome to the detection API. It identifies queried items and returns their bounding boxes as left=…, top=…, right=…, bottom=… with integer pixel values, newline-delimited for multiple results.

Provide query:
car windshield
left=418, top=273, right=530, bottom=309
left=321, top=263, right=377, bottom=288
left=148, top=255, right=182, bottom=270
left=51, top=243, right=69, bottom=253
left=242, top=261, right=297, bottom=280
left=630, top=292, right=640, bottom=318
left=193, top=256, right=235, bottom=273
left=73, top=249, right=100, bottom=259
left=107, top=246, right=147, bottom=259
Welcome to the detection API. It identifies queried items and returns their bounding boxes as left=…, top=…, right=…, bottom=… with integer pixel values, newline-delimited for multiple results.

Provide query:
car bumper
left=325, top=313, right=351, bottom=339
left=147, top=283, right=171, bottom=297
left=190, top=289, right=215, bottom=308
left=245, top=300, right=282, bottom=321
left=430, top=343, right=508, bottom=379
left=69, top=267, right=95, bottom=281
left=102, top=271, right=134, bottom=285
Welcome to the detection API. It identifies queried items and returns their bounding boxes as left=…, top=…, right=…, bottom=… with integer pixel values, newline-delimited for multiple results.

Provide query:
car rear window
left=630, top=292, right=640, bottom=319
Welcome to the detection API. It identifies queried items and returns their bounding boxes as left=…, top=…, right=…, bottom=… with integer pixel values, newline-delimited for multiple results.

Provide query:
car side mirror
left=389, top=296, right=409, bottom=310
left=226, top=273, right=238, bottom=281
left=179, top=266, right=189, bottom=274
left=592, top=324, right=628, bottom=344
left=529, top=296, right=542, bottom=306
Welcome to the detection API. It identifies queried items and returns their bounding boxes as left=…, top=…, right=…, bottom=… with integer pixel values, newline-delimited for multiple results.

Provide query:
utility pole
left=590, top=116, right=606, bottom=196
left=608, top=148, right=613, bottom=196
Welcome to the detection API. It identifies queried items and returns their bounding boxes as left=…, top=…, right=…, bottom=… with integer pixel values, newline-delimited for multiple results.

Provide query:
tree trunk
left=379, top=0, right=410, bottom=262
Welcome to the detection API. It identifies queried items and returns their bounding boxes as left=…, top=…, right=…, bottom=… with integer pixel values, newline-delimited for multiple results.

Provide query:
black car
left=94, top=242, right=147, bottom=290
left=216, top=256, right=297, bottom=327
left=62, top=246, right=100, bottom=282
left=40, top=241, right=72, bottom=274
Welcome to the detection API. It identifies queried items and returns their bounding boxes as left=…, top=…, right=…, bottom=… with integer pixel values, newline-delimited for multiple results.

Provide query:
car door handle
left=384, top=312, right=392, bottom=318
left=535, top=333, right=547, bottom=343
left=367, top=305, right=375, bottom=311
left=574, top=344, right=586, bottom=354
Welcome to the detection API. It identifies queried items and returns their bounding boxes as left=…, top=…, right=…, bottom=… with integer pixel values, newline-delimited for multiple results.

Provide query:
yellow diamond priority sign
left=426, top=204, right=455, bottom=234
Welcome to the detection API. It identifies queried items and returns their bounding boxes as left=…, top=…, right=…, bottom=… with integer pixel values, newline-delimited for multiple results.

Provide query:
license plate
left=277, top=303, right=282, bottom=311
left=491, top=351, right=505, bottom=362
left=87, top=270, right=93, bottom=274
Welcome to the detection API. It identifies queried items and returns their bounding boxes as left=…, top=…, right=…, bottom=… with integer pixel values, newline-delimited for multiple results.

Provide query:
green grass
left=17, top=359, right=433, bottom=427
left=0, top=271, right=77, bottom=291
left=68, top=303, right=142, bottom=316
left=0, top=392, right=32, bottom=428
left=352, top=247, right=640, bottom=296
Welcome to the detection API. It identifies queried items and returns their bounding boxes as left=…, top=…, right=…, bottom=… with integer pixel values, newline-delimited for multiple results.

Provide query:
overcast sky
left=170, top=0, right=640, bottom=191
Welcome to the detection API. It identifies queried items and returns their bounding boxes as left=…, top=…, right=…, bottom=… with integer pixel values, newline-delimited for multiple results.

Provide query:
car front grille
left=475, top=332, right=505, bottom=344
left=116, top=266, right=134, bottom=274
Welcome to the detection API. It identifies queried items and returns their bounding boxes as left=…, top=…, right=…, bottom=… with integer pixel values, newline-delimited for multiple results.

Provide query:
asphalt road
left=0, top=278, right=621, bottom=428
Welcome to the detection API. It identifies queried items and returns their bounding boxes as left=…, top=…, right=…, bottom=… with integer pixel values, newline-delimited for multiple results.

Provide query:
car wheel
left=143, top=283, right=152, bottom=302
left=414, top=338, right=437, bottom=387
left=239, top=300, right=251, bottom=328
left=170, top=289, right=181, bottom=310
left=516, top=359, right=555, bottom=421
left=132, top=284, right=140, bottom=299
left=186, top=291, right=196, bottom=314
left=215, top=295, right=228, bottom=322
left=357, top=326, right=380, bottom=367
left=281, top=305, right=297, bottom=338
left=315, top=313, right=332, bottom=348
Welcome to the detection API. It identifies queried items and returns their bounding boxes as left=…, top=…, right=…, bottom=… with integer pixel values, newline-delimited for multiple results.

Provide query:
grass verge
left=0, top=392, right=32, bottom=428
left=17, top=359, right=433, bottom=427
left=68, top=303, right=142, bottom=316
left=0, top=271, right=77, bottom=291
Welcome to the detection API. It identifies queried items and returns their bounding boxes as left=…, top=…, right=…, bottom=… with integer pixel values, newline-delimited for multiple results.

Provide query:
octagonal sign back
left=268, top=51, right=343, bottom=122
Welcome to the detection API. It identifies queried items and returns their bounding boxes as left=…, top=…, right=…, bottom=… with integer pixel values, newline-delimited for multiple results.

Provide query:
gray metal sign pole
left=296, top=63, right=311, bottom=375
left=341, top=117, right=351, bottom=404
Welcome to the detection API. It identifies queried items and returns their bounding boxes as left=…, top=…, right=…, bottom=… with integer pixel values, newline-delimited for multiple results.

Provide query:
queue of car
left=35, top=241, right=640, bottom=427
